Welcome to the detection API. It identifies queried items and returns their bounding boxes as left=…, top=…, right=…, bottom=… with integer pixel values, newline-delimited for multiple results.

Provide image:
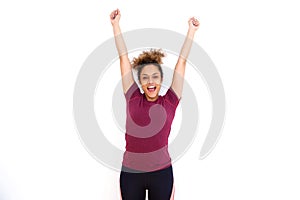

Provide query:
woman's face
left=139, top=64, right=163, bottom=101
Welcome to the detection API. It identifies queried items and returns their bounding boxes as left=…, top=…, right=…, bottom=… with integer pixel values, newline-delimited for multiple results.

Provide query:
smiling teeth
left=148, top=86, right=155, bottom=89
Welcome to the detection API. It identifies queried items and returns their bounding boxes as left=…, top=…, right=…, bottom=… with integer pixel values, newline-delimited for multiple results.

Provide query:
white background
left=1, top=0, right=300, bottom=199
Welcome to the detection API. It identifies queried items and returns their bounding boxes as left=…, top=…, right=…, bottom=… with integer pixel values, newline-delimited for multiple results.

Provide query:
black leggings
left=120, top=165, right=174, bottom=200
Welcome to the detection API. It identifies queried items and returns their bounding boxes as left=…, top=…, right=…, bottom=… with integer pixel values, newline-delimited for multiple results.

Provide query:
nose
left=148, top=77, right=153, bottom=84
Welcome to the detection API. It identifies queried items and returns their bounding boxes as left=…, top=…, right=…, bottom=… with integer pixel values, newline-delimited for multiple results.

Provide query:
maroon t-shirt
left=122, top=82, right=180, bottom=172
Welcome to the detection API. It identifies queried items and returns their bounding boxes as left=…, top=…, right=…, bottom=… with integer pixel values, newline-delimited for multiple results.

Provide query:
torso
left=122, top=82, right=180, bottom=172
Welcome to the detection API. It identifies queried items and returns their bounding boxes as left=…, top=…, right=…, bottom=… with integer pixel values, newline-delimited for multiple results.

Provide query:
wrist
left=112, top=22, right=120, bottom=28
left=187, top=29, right=196, bottom=39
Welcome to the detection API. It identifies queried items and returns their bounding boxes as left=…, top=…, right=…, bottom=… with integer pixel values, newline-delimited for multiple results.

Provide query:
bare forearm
left=174, top=29, right=196, bottom=77
left=112, top=24, right=128, bottom=60
left=178, top=29, right=196, bottom=63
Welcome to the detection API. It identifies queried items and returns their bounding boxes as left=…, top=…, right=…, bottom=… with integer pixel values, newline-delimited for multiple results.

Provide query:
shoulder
left=124, top=81, right=141, bottom=101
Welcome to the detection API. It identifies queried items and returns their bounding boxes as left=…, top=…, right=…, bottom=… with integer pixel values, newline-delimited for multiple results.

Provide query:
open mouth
left=147, top=85, right=157, bottom=93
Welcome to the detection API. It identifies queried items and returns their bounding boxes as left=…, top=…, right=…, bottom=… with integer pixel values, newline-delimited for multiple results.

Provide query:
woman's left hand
left=188, top=17, right=200, bottom=31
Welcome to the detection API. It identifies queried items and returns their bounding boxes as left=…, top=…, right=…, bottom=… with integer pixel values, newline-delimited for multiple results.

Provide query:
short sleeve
left=124, top=81, right=141, bottom=102
left=164, top=87, right=180, bottom=107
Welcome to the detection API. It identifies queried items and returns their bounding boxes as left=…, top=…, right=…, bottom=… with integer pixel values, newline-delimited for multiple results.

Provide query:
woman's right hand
left=110, top=9, right=121, bottom=26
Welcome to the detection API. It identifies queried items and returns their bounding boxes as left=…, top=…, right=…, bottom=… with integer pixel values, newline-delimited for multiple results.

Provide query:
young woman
left=110, top=9, right=199, bottom=200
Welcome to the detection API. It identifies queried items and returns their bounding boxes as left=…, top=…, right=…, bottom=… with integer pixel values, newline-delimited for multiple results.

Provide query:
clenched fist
left=188, top=17, right=200, bottom=31
left=110, top=9, right=121, bottom=26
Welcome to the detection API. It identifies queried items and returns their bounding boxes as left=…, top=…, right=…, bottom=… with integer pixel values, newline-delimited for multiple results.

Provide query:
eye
left=153, top=76, right=159, bottom=79
left=142, top=77, right=148, bottom=80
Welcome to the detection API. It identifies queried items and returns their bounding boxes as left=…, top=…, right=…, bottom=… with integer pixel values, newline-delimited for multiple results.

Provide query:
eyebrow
left=141, top=73, right=159, bottom=76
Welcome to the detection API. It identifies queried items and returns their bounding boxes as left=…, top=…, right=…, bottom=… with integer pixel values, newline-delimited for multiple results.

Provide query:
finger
left=111, top=9, right=117, bottom=15
left=112, top=11, right=118, bottom=19
left=192, top=18, right=199, bottom=26
left=113, top=9, right=120, bottom=19
left=110, top=13, right=116, bottom=20
left=189, top=17, right=196, bottom=24
left=115, top=9, right=120, bottom=16
left=110, top=11, right=116, bottom=19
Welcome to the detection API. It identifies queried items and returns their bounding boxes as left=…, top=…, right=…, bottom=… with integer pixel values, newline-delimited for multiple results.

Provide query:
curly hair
left=131, top=49, right=165, bottom=82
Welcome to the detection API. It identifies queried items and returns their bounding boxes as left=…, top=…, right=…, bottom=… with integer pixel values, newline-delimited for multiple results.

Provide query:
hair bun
left=132, top=49, right=165, bottom=69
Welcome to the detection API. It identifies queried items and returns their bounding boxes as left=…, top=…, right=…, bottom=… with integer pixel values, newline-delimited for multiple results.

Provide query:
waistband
left=121, top=164, right=172, bottom=174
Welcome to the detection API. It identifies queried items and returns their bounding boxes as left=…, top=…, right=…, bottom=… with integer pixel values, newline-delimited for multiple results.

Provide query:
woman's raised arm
left=171, top=17, right=200, bottom=99
left=110, top=9, right=134, bottom=94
